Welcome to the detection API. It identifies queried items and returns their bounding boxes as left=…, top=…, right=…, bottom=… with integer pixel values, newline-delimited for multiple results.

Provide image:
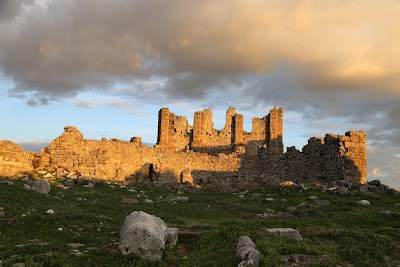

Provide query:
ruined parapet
left=234, top=114, right=244, bottom=145
left=0, top=140, right=36, bottom=177
left=157, top=108, right=170, bottom=146
left=192, top=111, right=203, bottom=148
left=257, top=130, right=367, bottom=184
left=130, top=137, right=143, bottom=146
left=156, top=108, right=191, bottom=152
left=303, top=131, right=367, bottom=183
left=339, top=131, right=367, bottom=184
left=267, top=107, right=283, bottom=155
left=321, top=131, right=367, bottom=183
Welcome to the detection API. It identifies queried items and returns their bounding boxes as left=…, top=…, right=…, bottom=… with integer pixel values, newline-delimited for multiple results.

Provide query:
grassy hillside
left=1, top=178, right=400, bottom=266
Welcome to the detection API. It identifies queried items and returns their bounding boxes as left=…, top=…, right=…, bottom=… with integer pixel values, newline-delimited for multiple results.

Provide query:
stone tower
left=267, top=107, right=283, bottom=154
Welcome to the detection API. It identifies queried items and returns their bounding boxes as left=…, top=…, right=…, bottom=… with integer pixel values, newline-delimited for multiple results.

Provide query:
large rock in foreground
left=118, top=211, right=177, bottom=261
left=236, top=236, right=261, bottom=267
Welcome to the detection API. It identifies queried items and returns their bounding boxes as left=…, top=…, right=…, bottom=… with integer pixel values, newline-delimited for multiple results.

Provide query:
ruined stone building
left=0, top=107, right=367, bottom=185
left=155, top=106, right=283, bottom=155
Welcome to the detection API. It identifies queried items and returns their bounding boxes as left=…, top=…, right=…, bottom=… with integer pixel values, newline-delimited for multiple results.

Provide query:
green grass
left=1, top=178, right=400, bottom=266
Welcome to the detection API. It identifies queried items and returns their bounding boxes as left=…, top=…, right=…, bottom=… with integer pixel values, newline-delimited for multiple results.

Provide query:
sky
left=0, top=0, right=399, bottom=188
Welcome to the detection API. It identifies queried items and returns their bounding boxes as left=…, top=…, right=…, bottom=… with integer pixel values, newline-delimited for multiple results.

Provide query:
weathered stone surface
left=24, top=184, right=31, bottom=190
left=358, top=200, right=371, bottom=206
left=118, top=211, right=167, bottom=261
left=315, top=199, right=330, bottom=206
left=43, top=173, right=53, bottom=178
left=122, top=198, right=138, bottom=204
left=256, top=131, right=367, bottom=184
left=46, top=209, right=54, bottom=214
left=0, top=141, right=36, bottom=177
left=166, top=227, right=178, bottom=247
left=266, top=228, right=303, bottom=241
left=236, top=236, right=261, bottom=267
left=236, top=236, right=256, bottom=250
left=32, top=179, right=51, bottom=194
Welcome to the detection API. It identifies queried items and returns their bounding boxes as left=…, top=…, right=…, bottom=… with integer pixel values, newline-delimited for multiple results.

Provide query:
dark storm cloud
left=0, top=0, right=33, bottom=21
left=2, top=0, right=399, bottom=101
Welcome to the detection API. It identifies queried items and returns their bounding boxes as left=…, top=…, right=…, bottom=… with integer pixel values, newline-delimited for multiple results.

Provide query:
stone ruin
left=0, top=107, right=367, bottom=185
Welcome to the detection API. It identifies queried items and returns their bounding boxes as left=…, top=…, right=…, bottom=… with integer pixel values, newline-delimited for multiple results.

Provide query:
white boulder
left=358, top=200, right=371, bottom=206
left=235, top=236, right=261, bottom=267
left=266, top=228, right=303, bottom=241
left=118, top=211, right=167, bottom=261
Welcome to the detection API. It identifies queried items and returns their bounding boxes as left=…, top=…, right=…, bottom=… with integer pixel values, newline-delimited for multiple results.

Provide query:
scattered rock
left=118, top=211, right=168, bottom=261
left=43, top=173, right=53, bottom=179
left=281, top=254, right=331, bottom=266
left=72, top=250, right=84, bottom=256
left=0, top=211, right=5, bottom=217
left=315, top=199, right=330, bottom=206
left=166, top=227, right=178, bottom=247
left=379, top=210, right=392, bottom=215
left=279, top=181, right=294, bottom=187
left=32, top=179, right=51, bottom=194
left=176, top=196, right=189, bottom=202
left=308, top=196, right=318, bottom=200
left=235, top=236, right=261, bottom=267
left=257, top=210, right=292, bottom=219
left=144, top=199, right=154, bottom=204
left=38, top=170, right=47, bottom=175
left=369, top=180, right=381, bottom=187
left=68, top=243, right=84, bottom=248
left=12, top=263, right=25, bottom=267
left=238, top=194, right=245, bottom=199
left=265, top=228, right=303, bottom=241
left=357, top=200, right=371, bottom=206
left=0, top=206, right=4, bottom=211
left=122, top=198, right=138, bottom=204
left=379, top=210, right=400, bottom=216
left=24, top=184, right=32, bottom=190
left=358, top=185, right=369, bottom=193
left=83, top=183, right=95, bottom=188
left=265, top=198, right=274, bottom=202
left=296, top=202, right=309, bottom=209
left=46, top=209, right=54, bottom=214
left=252, top=193, right=262, bottom=198
left=287, top=206, right=297, bottom=212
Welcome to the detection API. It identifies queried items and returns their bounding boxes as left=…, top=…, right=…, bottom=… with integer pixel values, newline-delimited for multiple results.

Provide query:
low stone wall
left=0, top=127, right=367, bottom=185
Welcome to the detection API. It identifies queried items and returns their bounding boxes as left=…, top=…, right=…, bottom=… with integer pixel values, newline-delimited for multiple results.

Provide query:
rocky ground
left=1, top=174, right=400, bottom=266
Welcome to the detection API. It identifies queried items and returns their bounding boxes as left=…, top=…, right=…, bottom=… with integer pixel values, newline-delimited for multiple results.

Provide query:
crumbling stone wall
left=0, top=141, right=36, bottom=176
left=34, top=126, right=241, bottom=183
left=0, top=108, right=367, bottom=186
left=158, top=106, right=284, bottom=155
left=255, top=131, right=367, bottom=184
